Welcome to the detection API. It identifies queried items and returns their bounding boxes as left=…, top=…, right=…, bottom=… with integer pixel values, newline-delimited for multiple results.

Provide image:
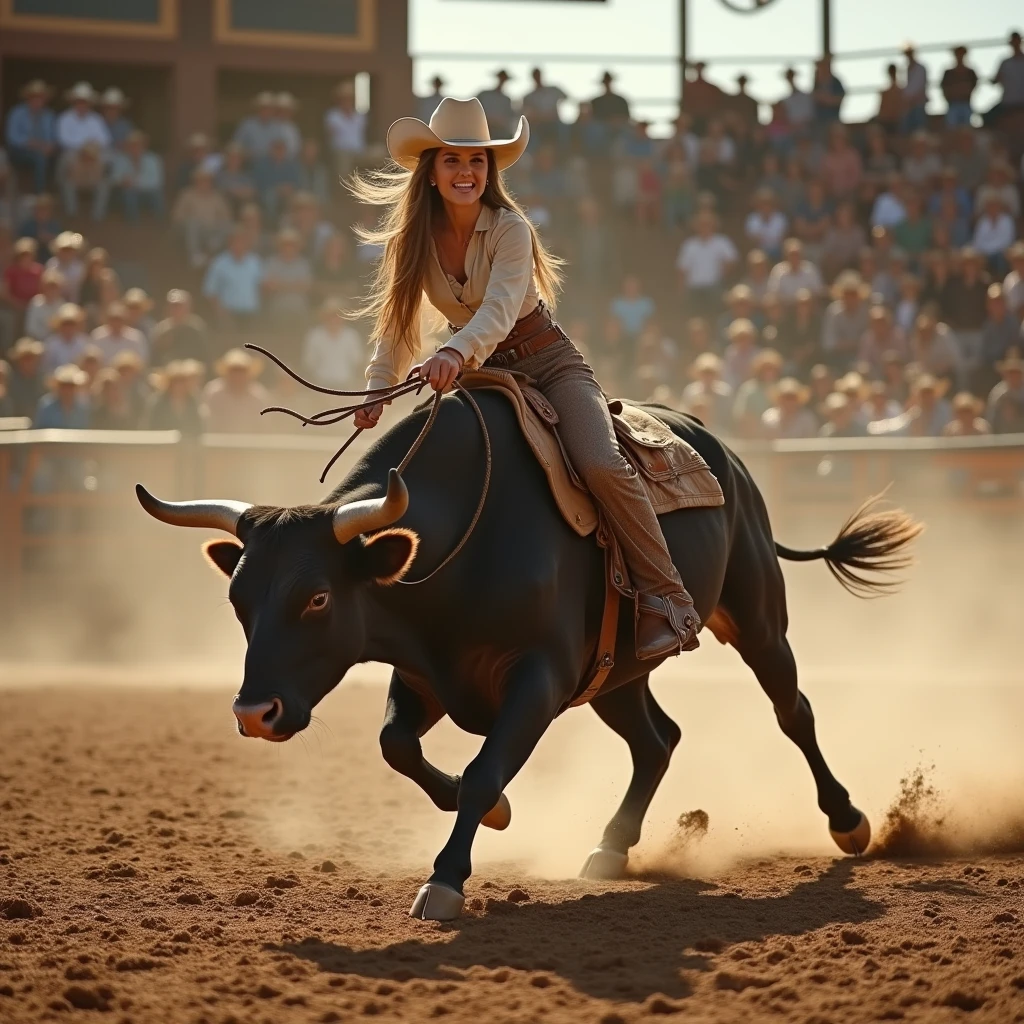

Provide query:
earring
left=429, top=180, right=436, bottom=186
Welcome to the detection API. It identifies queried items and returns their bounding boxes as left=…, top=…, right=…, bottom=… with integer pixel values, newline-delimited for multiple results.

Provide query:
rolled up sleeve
left=442, top=216, right=534, bottom=368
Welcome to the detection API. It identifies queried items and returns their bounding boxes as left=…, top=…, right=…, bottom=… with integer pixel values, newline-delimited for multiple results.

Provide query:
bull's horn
left=135, top=484, right=251, bottom=537
left=332, top=468, right=409, bottom=544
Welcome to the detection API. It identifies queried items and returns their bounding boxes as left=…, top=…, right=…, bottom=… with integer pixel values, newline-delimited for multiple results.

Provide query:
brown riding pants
left=508, top=338, right=684, bottom=597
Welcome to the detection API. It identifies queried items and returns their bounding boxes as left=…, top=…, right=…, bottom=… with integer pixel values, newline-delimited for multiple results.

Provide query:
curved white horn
left=332, top=469, right=409, bottom=544
left=136, top=484, right=251, bottom=536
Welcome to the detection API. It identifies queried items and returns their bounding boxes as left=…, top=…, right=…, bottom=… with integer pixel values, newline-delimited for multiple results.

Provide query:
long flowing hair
left=348, top=149, right=563, bottom=356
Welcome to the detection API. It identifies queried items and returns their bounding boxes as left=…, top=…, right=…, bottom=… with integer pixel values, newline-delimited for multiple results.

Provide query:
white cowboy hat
left=100, top=87, right=129, bottom=108
left=65, top=81, right=97, bottom=104
left=387, top=96, right=529, bottom=171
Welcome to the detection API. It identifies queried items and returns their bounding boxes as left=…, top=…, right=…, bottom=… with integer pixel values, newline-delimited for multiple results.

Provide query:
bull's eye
left=303, top=591, right=331, bottom=617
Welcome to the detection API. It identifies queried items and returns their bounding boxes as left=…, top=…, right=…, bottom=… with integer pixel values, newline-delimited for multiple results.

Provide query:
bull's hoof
left=579, top=846, right=629, bottom=880
left=481, top=793, right=511, bottom=831
left=830, top=810, right=871, bottom=857
left=409, top=882, right=465, bottom=920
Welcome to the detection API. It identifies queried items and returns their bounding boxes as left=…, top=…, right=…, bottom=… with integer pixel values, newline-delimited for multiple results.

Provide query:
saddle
left=458, top=368, right=725, bottom=708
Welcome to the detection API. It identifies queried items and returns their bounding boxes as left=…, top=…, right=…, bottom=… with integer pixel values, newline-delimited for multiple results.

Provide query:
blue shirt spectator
left=253, top=140, right=302, bottom=219
left=203, top=236, right=263, bottom=315
left=5, top=79, right=58, bottom=192
left=610, top=276, right=656, bottom=338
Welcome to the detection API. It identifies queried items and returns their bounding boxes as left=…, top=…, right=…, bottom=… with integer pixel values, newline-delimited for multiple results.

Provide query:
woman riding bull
left=351, top=97, right=699, bottom=659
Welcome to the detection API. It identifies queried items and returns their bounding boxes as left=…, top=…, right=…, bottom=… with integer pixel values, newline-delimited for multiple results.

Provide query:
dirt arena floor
left=2, top=668, right=1023, bottom=1024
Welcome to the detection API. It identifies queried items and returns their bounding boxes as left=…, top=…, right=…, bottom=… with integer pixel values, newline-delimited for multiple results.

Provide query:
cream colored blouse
left=365, top=205, right=540, bottom=391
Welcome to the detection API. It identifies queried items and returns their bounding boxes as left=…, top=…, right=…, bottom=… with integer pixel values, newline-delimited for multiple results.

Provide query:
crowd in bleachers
left=2, top=32, right=1024, bottom=443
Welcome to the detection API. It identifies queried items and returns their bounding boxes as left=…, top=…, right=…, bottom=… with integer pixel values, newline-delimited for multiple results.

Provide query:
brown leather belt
left=449, top=301, right=568, bottom=369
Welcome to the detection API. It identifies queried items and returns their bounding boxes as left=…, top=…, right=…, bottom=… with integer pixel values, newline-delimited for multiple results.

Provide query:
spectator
left=947, top=126, right=988, bottom=193
left=150, top=289, right=210, bottom=367
left=821, top=201, right=867, bottom=280
left=942, top=391, right=991, bottom=436
left=863, top=125, right=897, bottom=184
left=819, top=391, right=864, bottom=437
left=144, top=359, right=204, bottom=434
left=812, top=55, right=845, bottom=129
left=730, top=75, right=760, bottom=126
left=477, top=70, right=517, bottom=139
left=215, top=143, right=257, bottom=214
left=972, top=191, right=1016, bottom=275
left=203, top=228, right=263, bottom=333
left=172, top=167, right=232, bottom=268
left=902, top=133, right=942, bottom=187
left=33, top=362, right=89, bottom=429
left=5, top=337, right=46, bottom=418
left=761, top=376, right=817, bottom=438
left=1003, top=241, right=1024, bottom=315
left=324, top=81, right=366, bottom=180
left=894, top=273, right=923, bottom=335
left=733, top=348, right=783, bottom=437
left=986, top=348, right=1024, bottom=433
left=176, top=132, right=221, bottom=191
left=44, top=232, right=86, bottom=301
left=944, top=247, right=990, bottom=353
left=863, top=379, right=903, bottom=424
left=55, top=82, right=110, bottom=153
left=909, top=312, right=961, bottom=386
left=976, top=283, right=1022, bottom=393
left=90, top=300, right=147, bottom=366
left=24, top=268, right=64, bottom=340
left=676, top=210, right=738, bottom=315
left=745, top=188, right=788, bottom=259
left=302, top=298, right=364, bottom=390
left=262, top=228, right=313, bottom=327
left=871, top=172, right=907, bottom=228
left=416, top=75, right=446, bottom=123
left=98, top=88, right=134, bottom=149
left=5, top=79, right=57, bottom=192
left=822, top=271, right=871, bottom=371
left=682, top=352, right=733, bottom=425
left=56, top=141, right=111, bottom=220
left=743, top=249, right=771, bottom=300
left=904, top=374, right=953, bottom=436
left=719, top=283, right=758, bottom=339
left=681, top=63, right=725, bottom=134
left=122, top=289, right=156, bottom=343
left=314, top=230, right=358, bottom=299
left=42, top=303, right=91, bottom=377
left=94, top=268, right=122, bottom=318
left=901, top=43, right=929, bottom=134
left=89, top=367, right=137, bottom=429
left=876, top=63, right=904, bottom=135
left=112, top=131, right=164, bottom=221
left=980, top=160, right=1020, bottom=219
left=111, top=349, right=150, bottom=421
left=989, top=31, right=1024, bottom=128
left=767, top=238, right=824, bottom=302
left=610, top=274, right=655, bottom=340
left=892, top=192, right=932, bottom=262
left=793, top=178, right=832, bottom=255
left=77, top=247, right=110, bottom=323
left=880, top=349, right=909, bottom=404
left=234, top=91, right=281, bottom=160
left=779, top=288, right=822, bottom=375
left=722, top=317, right=762, bottom=389
left=781, top=66, right=815, bottom=138
left=821, top=125, right=863, bottom=198
left=202, top=348, right=270, bottom=433
left=274, top=93, right=302, bottom=158
left=859, top=304, right=907, bottom=373
left=2, top=237, right=43, bottom=320
left=942, top=46, right=979, bottom=127
left=78, top=345, right=103, bottom=389
left=661, top=156, right=696, bottom=231
left=591, top=70, right=631, bottom=128
left=16, top=193, right=61, bottom=257
left=297, top=139, right=330, bottom=208
left=254, top=138, right=302, bottom=221
left=522, top=68, right=568, bottom=149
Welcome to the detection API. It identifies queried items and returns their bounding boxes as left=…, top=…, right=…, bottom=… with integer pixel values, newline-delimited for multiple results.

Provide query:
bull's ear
left=202, top=539, right=244, bottom=578
left=357, top=529, right=419, bottom=586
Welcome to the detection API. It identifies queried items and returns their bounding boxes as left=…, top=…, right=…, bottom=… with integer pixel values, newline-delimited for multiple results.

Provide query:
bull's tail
left=774, top=490, right=924, bottom=599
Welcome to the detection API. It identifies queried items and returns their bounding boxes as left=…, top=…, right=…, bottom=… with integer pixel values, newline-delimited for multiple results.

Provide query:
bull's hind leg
left=580, top=676, right=681, bottom=879
left=735, top=634, right=870, bottom=855
left=379, top=671, right=511, bottom=830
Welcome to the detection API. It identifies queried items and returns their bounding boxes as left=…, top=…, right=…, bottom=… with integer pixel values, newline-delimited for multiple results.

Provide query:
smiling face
left=432, top=148, right=488, bottom=207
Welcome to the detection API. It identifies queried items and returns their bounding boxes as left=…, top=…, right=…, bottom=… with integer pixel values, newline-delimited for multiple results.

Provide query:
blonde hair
left=348, top=149, right=563, bottom=356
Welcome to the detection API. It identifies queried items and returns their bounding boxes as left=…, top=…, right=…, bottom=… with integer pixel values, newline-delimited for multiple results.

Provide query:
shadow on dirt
left=273, top=860, right=882, bottom=1003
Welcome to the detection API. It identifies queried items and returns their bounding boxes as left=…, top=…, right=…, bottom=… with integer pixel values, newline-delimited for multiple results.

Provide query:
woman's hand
left=412, top=348, right=464, bottom=393
left=353, top=397, right=387, bottom=430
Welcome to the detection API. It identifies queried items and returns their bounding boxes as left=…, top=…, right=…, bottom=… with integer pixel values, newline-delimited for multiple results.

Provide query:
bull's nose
left=232, top=697, right=284, bottom=739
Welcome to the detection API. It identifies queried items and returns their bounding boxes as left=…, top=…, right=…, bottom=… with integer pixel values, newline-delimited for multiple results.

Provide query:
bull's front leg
left=409, top=653, right=563, bottom=920
left=379, top=671, right=511, bottom=829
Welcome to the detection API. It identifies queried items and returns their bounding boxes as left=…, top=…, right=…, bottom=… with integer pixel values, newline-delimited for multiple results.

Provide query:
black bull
left=137, top=393, right=920, bottom=920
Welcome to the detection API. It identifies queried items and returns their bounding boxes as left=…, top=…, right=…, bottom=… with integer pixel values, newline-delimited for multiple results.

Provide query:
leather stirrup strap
left=569, top=551, right=621, bottom=708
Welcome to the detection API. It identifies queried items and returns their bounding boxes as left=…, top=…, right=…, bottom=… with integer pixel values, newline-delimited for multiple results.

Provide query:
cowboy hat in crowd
left=387, top=96, right=529, bottom=171
left=65, top=82, right=98, bottom=104
left=100, top=87, right=129, bottom=109
left=214, top=348, right=262, bottom=378
left=51, top=364, right=88, bottom=387
left=20, top=79, right=53, bottom=99
left=772, top=377, right=811, bottom=405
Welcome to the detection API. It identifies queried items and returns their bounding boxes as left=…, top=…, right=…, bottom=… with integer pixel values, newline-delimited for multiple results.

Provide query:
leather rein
left=245, top=343, right=491, bottom=586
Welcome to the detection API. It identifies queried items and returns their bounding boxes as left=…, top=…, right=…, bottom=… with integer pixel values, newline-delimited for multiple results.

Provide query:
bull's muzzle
left=232, top=697, right=290, bottom=741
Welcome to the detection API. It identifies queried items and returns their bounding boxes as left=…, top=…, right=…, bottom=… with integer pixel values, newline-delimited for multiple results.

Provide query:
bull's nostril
left=262, top=697, right=283, bottom=725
